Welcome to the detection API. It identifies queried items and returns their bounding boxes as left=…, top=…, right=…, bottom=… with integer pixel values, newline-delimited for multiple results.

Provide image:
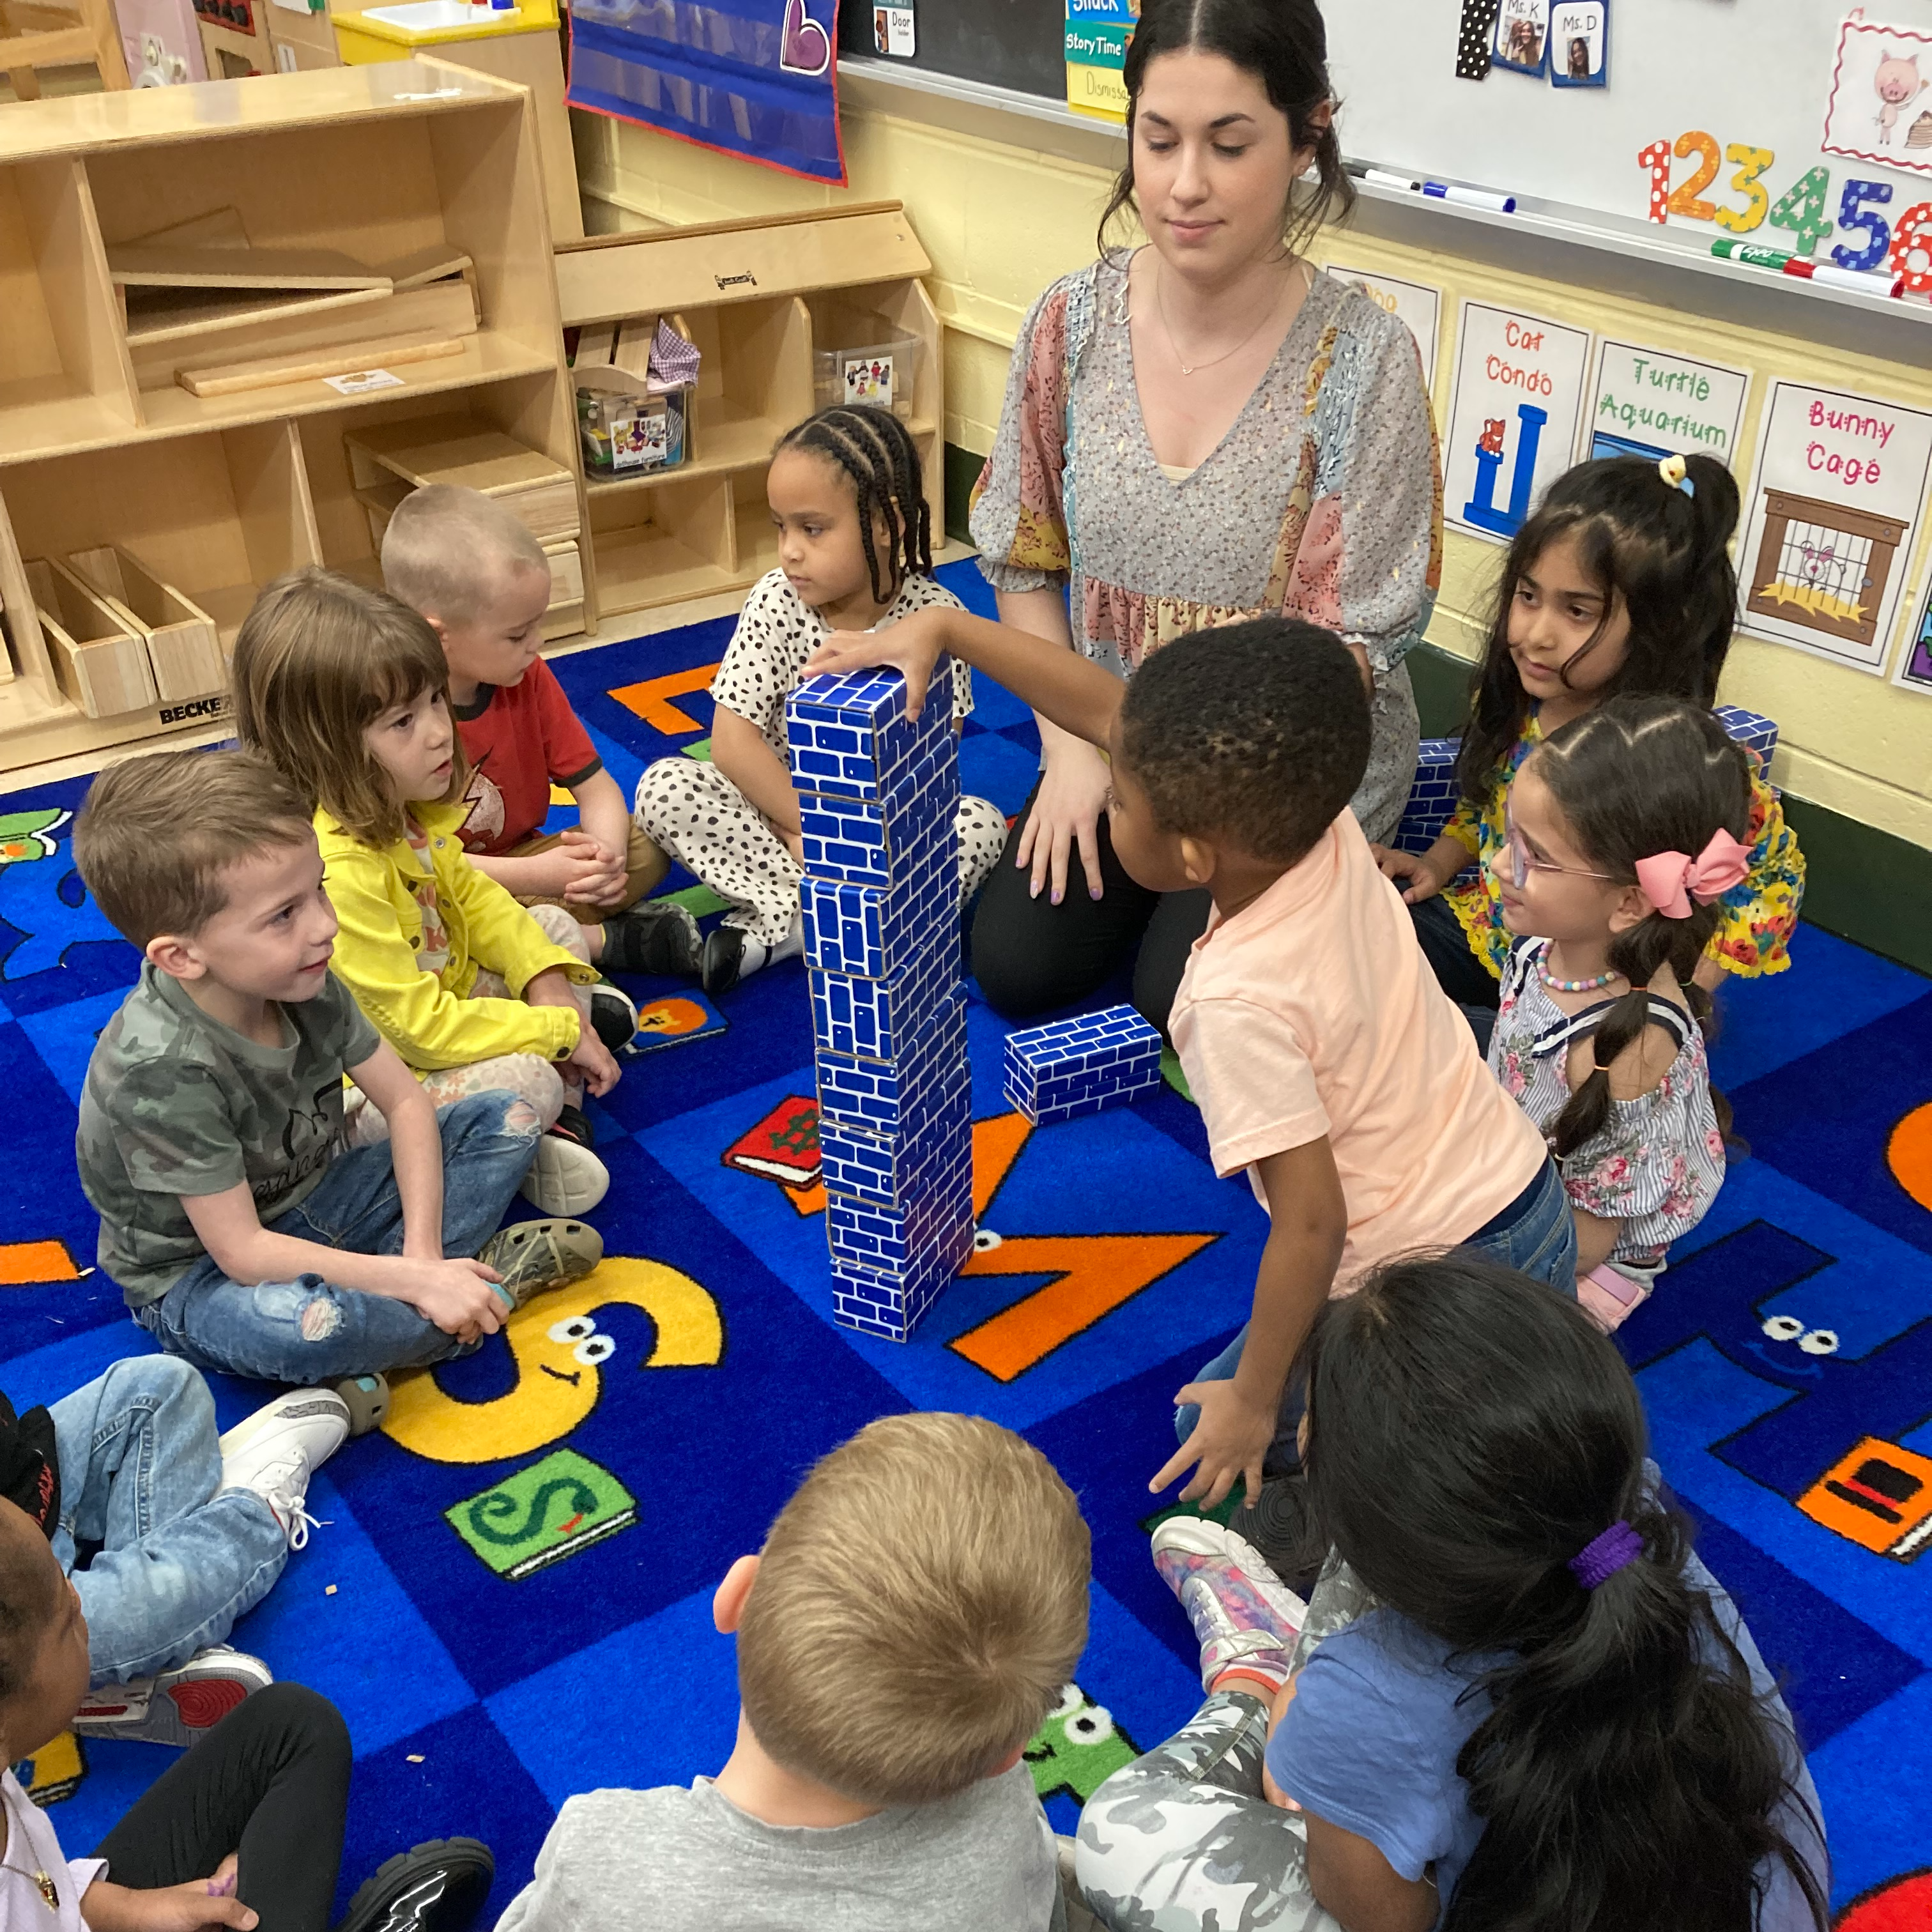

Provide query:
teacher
left=967, top=0, right=1443, bottom=1026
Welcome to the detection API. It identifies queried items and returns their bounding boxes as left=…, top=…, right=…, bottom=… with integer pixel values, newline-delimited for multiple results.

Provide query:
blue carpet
left=3, top=560, right=1928, bottom=1922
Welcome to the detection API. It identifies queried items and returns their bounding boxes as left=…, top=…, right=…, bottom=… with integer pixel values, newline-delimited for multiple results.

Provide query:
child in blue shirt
left=1075, top=1253, right=1828, bottom=1932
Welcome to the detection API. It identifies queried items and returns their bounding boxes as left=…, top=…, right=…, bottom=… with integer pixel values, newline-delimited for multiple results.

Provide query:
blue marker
left=1421, top=180, right=1517, bottom=213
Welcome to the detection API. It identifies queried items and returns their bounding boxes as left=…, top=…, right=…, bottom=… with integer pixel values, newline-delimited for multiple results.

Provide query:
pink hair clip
left=1634, top=829, right=1750, bottom=919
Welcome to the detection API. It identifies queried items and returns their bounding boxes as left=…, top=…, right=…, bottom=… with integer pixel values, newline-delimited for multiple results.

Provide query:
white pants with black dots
left=632, top=757, right=1009, bottom=949
left=344, top=903, right=595, bottom=1143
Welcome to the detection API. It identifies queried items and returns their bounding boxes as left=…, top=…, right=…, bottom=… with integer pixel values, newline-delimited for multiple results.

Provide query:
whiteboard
left=1326, top=0, right=1932, bottom=242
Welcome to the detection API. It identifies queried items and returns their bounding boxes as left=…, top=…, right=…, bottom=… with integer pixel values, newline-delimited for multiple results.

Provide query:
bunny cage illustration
left=1747, top=490, right=1910, bottom=650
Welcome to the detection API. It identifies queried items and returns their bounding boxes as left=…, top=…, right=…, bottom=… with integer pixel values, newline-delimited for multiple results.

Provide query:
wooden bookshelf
left=553, top=204, right=944, bottom=620
left=0, top=59, right=586, bottom=772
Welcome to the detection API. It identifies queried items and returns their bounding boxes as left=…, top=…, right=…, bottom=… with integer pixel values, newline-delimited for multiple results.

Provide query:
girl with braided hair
left=1486, top=694, right=1749, bottom=1330
left=632, top=404, right=1007, bottom=993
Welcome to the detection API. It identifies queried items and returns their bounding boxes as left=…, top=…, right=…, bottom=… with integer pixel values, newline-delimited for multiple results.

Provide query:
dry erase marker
left=1420, top=180, right=1518, bottom=214
left=1363, top=167, right=1421, bottom=192
left=1710, top=237, right=1901, bottom=297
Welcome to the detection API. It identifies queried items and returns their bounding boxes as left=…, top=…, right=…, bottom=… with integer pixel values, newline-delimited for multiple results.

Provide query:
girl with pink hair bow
left=1483, top=695, right=1751, bottom=1330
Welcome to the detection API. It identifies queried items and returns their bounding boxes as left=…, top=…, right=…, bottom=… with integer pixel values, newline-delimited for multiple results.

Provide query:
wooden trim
left=555, top=201, right=907, bottom=256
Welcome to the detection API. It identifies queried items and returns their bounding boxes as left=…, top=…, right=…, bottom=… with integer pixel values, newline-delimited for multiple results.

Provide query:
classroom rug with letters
left=1, top=561, right=1928, bottom=1926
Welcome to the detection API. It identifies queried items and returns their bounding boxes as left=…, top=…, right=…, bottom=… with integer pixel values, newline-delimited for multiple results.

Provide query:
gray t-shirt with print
left=494, top=1763, right=1067, bottom=1932
left=75, top=964, right=379, bottom=1307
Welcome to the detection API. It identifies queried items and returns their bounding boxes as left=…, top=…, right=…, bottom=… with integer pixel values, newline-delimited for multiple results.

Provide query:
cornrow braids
left=1529, top=696, right=1751, bottom=1158
left=775, top=403, right=931, bottom=604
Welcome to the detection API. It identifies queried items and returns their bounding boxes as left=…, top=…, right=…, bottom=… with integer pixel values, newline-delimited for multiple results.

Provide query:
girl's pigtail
left=1680, top=454, right=1741, bottom=704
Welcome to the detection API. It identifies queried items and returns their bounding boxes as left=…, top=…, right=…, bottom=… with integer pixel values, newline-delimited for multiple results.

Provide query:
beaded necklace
left=1535, top=946, right=1623, bottom=995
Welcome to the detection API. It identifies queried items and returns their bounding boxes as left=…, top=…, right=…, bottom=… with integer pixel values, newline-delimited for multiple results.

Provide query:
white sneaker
left=519, top=1133, right=610, bottom=1215
left=73, top=1646, right=272, bottom=1747
left=218, top=1388, right=350, bottom=1551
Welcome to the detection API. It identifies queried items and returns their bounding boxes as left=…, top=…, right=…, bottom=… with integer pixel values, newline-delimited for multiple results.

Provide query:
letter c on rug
left=379, top=1258, right=724, bottom=1464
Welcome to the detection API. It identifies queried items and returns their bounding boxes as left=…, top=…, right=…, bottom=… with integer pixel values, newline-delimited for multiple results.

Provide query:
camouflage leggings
left=1074, top=1560, right=1372, bottom=1932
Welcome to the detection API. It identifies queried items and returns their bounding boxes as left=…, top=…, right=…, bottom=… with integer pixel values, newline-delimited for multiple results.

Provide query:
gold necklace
left=1153, top=259, right=1298, bottom=376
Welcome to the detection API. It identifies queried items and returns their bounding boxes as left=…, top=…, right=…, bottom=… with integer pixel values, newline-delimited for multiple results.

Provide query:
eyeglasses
left=1496, top=806, right=1621, bottom=891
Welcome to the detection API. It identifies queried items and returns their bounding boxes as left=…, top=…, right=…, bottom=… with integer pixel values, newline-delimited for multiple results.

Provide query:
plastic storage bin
left=814, top=336, right=921, bottom=419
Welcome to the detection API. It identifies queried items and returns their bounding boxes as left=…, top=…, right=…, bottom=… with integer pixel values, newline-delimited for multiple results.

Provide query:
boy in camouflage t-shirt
left=72, top=750, right=603, bottom=1389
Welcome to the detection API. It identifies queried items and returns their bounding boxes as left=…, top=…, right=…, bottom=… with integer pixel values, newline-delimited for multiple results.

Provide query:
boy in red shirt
left=383, top=485, right=701, bottom=983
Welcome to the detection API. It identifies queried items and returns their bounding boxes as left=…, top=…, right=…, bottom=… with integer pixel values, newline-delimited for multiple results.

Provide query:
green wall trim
left=940, top=447, right=1929, bottom=980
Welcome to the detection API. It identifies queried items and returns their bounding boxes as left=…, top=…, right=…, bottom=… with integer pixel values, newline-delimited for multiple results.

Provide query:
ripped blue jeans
left=135, top=1092, right=541, bottom=1385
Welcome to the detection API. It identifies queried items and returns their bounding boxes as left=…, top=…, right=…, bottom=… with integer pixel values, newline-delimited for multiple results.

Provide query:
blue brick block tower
left=786, top=663, right=974, bottom=1340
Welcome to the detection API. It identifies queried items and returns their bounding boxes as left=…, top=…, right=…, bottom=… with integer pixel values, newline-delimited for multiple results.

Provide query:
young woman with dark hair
left=1075, top=1254, right=1830, bottom=1932
left=967, top=0, right=1444, bottom=1032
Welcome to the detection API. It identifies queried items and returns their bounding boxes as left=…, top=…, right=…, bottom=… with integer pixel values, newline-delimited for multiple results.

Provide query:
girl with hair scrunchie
left=1073, top=1254, right=1830, bottom=1932
left=1485, top=693, right=1751, bottom=1329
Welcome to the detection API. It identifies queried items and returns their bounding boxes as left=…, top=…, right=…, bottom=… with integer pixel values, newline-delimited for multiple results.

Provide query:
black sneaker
left=589, top=985, right=638, bottom=1052
left=550, top=1104, right=594, bottom=1150
left=701, top=924, right=747, bottom=998
left=334, top=1838, right=493, bottom=1932
left=1229, top=1476, right=1322, bottom=1600
left=600, top=901, right=701, bottom=977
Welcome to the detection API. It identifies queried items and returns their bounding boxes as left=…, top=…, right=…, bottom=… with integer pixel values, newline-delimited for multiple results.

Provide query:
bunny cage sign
left=569, top=0, right=847, bottom=185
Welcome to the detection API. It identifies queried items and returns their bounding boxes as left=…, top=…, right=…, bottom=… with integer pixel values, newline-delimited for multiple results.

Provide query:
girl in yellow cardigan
left=232, top=567, right=621, bottom=1215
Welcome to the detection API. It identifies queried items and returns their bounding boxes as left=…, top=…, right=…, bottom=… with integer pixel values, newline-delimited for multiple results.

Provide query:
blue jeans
left=1176, top=1156, right=1579, bottom=1470
left=137, top=1092, right=541, bottom=1385
left=51, top=1356, right=289, bottom=1684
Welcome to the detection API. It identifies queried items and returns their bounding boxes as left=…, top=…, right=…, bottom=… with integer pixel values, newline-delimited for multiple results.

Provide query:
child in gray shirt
left=496, top=1413, right=1091, bottom=1932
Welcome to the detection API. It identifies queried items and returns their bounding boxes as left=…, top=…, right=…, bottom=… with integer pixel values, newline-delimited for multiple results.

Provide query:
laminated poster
left=1821, top=16, right=1932, bottom=178
left=1492, top=0, right=1550, bottom=75
left=1443, top=301, right=1593, bottom=543
left=1548, top=0, right=1607, bottom=87
left=1584, top=341, right=1751, bottom=470
left=1325, top=263, right=1443, bottom=390
left=1735, top=379, right=1932, bottom=674
left=1894, top=574, right=1932, bottom=694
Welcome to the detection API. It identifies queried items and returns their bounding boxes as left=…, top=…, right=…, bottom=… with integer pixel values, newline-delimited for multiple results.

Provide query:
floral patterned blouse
left=969, top=254, right=1445, bottom=843
left=1489, top=938, right=1726, bottom=1282
left=1442, top=714, right=1805, bottom=980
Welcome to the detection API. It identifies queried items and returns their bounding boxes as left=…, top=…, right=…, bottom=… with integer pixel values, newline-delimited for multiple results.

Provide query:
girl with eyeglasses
left=1486, top=695, right=1751, bottom=1330
left=1373, top=452, right=1804, bottom=1046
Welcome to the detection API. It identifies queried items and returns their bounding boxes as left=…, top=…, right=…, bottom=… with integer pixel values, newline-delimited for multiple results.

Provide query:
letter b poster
left=1736, top=379, right=1932, bottom=673
left=1443, top=300, right=1592, bottom=543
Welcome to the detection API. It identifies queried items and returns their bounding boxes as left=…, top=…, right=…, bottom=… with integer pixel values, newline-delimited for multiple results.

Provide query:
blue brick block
left=826, top=1163, right=974, bottom=1275
left=800, top=846, right=956, bottom=980
left=785, top=659, right=954, bottom=802
left=831, top=1227, right=963, bottom=1338
left=820, top=1078, right=972, bottom=1207
left=1392, top=736, right=1462, bottom=856
left=810, top=933, right=959, bottom=1062
left=1714, top=703, right=1778, bottom=768
left=797, top=783, right=960, bottom=891
left=815, top=996, right=968, bottom=1135
left=1003, top=1004, right=1162, bottom=1125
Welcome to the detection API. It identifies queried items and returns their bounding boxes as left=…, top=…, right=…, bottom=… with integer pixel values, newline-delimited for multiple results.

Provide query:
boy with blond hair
left=381, top=484, right=700, bottom=983
left=498, top=1413, right=1091, bottom=1931
left=72, top=749, right=602, bottom=1392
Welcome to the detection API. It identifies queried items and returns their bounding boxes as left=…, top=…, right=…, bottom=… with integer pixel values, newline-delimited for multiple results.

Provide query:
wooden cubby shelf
left=0, top=59, right=584, bottom=773
left=554, top=204, right=944, bottom=621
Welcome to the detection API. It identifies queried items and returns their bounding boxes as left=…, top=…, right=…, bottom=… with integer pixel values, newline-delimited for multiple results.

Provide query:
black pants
left=969, top=779, right=1212, bottom=1034
left=95, top=1683, right=351, bottom=1932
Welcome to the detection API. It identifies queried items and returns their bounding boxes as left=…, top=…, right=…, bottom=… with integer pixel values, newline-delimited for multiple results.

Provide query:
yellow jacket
left=316, top=800, right=591, bottom=1071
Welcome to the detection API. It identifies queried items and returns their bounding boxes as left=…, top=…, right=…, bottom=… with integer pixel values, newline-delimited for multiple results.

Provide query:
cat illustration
left=1478, top=417, right=1506, bottom=457
left=1875, top=49, right=1928, bottom=146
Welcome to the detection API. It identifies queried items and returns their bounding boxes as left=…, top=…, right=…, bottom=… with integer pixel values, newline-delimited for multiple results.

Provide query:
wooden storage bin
left=540, top=537, right=582, bottom=640
left=66, top=545, right=224, bottom=702
left=26, top=556, right=157, bottom=718
left=345, top=411, right=578, bottom=542
left=555, top=204, right=940, bottom=622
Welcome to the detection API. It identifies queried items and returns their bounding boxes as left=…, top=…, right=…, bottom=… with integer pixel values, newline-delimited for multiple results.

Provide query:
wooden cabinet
left=0, top=59, right=585, bottom=772
left=554, top=204, right=944, bottom=621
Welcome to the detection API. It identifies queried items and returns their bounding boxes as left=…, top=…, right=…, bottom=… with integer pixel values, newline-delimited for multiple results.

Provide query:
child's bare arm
left=806, top=606, right=1125, bottom=750
left=466, top=842, right=613, bottom=902
left=1302, top=1813, right=1439, bottom=1932
left=1151, top=1138, right=1347, bottom=1508
left=564, top=769, right=633, bottom=907
left=711, top=703, right=804, bottom=843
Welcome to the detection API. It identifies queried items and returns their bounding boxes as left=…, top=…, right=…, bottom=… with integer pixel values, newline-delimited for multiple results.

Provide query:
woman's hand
left=1018, top=731, right=1112, bottom=905
left=803, top=606, right=954, bottom=719
left=81, top=1876, right=258, bottom=1932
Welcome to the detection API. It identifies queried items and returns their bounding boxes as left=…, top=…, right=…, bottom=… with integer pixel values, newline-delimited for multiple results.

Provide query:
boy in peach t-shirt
left=804, top=611, right=1574, bottom=1521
